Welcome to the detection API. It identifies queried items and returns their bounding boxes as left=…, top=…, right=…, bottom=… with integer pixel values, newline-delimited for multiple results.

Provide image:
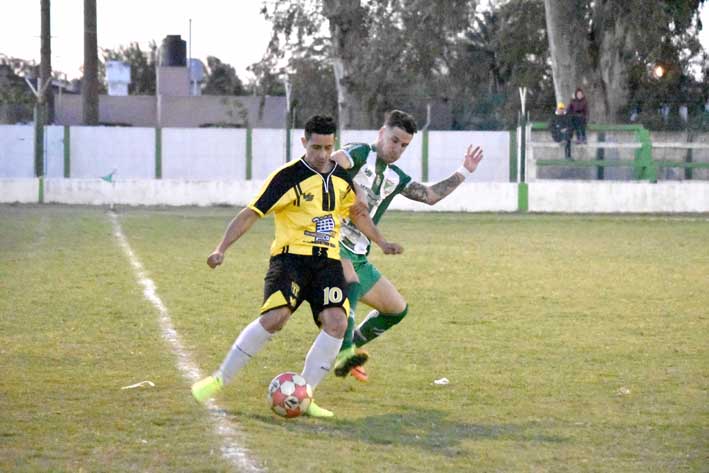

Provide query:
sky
left=1, top=1, right=708, bottom=82
left=0, top=0, right=273, bottom=81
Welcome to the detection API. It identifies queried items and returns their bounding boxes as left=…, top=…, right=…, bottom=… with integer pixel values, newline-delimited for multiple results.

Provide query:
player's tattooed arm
left=401, top=145, right=483, bottom=205
left=401, top=174, right=465, bottom=205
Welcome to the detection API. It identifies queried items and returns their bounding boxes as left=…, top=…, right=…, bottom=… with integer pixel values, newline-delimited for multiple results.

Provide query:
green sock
left=339, top=282, right=361, bottom=352
left=354, top=305, right=408, bottom=347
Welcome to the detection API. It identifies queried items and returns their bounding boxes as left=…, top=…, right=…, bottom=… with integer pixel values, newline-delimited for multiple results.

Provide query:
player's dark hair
left=304, top=115, right=337, bottom=140
left=384, top=109, right=417, bottom=135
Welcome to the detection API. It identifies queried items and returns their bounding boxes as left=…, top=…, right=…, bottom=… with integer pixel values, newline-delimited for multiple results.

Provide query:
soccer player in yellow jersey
left=191, top=115, right=402, bottom=417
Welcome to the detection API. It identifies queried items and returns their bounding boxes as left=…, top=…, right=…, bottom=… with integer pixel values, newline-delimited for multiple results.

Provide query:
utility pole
left=40, top=0, right=54, bottom=124
left=82, top=0, right=99, bottom=125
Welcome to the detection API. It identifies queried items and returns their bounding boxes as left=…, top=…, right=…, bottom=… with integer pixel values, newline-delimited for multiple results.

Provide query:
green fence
left=529, top=123, right=709, bottom=182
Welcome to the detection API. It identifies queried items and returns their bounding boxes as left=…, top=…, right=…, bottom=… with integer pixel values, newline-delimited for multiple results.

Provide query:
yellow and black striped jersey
left=248, top=157, right=357, bottom=260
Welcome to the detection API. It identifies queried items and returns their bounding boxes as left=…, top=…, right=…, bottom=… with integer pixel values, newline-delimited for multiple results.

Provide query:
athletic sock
left=301, top=330, right=343, bottom=389
left=217, top=319, right=272, bottom=384
left=353, top=305, right=408, bottom=347
left=339, top=282, right=360, bottom=352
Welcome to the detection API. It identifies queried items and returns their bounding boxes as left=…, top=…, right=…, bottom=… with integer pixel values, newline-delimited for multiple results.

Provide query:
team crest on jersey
left=305, top=214, right=336, bottom=244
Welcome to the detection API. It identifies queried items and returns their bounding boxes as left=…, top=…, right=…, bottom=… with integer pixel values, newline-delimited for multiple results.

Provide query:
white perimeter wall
left=162, top=128, right=246, bottom=180
left=1, top=126, right=510, bottom=183
left=0, top=126, right=34, bottom=178
left=428, top=131, right=509, bottom=182
left=253, top=129, right=287, bottom=179
left=528, top=181, right=709, bottom=213
left=2, top=178, right=708, bottom=213
left=70, top=126, right=155, bottom=178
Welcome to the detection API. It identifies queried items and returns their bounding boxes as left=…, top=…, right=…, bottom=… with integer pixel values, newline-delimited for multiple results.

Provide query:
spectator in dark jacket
left=568, top=88, right=588, bottom=144
left=550, top=102, right=572, bottom=159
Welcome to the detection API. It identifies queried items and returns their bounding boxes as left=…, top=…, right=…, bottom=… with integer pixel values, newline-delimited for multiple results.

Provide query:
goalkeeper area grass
left=1, top=204, right=707, bottom=472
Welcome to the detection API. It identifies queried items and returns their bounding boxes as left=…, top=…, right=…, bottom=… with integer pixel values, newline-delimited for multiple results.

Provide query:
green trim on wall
left=421, top=129, right=429, bottom=182
left=63, top=126, right=71, bottom=178
left=155, top=127, right=162, bottom=179
left=38, top=176, right=44, bottom=204
left=34, top=104, right=45, bottom=178
left=246, top=127, right=253, bottom=180
left=285, top=127, right=292, bottom=164
left=517, top=182, right=528, bottom=212
left=509, top=129, right=517, bottom=182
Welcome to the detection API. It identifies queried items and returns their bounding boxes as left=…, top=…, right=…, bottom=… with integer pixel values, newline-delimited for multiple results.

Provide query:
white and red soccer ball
left=267, top=372, right=313, bottom=418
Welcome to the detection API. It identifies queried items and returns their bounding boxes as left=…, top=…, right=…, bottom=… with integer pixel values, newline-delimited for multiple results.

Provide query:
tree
left=40, top=0, right=54, bottom=123
left=286, top=41, right=338, bottom=127
left=82, top=0, right=99, bottom=125
left=450, top=0, right=554, bottom=128
left=101, top=42, right=157, bottom=95
left=202, top=56, right=246, bottom=95
left=544, top=0, right=705, bottom=122
left=260, top=0, right=474, bottom=128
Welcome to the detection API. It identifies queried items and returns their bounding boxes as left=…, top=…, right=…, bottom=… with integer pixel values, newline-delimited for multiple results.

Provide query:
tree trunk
left=40, top=0, right=54, bottom=124
left=323, top=0, right=369, bottom=129
left=544, top=0, right=631, bottom=123
left=82, top=0, right=99, bottom=125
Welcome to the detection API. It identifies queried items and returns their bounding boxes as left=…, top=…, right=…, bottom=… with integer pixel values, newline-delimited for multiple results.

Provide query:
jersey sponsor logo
left=305, top=214, right=336, bottom=244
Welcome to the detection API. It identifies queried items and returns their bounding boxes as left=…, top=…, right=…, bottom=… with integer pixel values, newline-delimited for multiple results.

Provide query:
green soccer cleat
left=334, top=347, right=369, bottom=378
left=191, top=375, right=223, bottom=404
left=304, top=400, right=334, bottom=418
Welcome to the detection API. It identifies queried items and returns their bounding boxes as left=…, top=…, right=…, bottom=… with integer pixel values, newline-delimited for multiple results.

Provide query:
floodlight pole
left=518, top=87, right=528, bottom=184
left=284, top=77, right=292, bottom=163
left=25, top=76, right=52, bottom=179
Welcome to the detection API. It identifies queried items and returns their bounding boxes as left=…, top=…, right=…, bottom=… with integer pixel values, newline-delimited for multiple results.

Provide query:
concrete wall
left=528, top=181, right=709, bottom=213
left=429, top=131, right=509, bottom=182
left=57, top=95, right=157, bottom=127
left=42, top=178, right=265, bottom=207
left=253, top=129, right=288, bottom=179
left=162, top=128, right=247, bottom=180
left=0, top=125, right=33, bottom=178
left=3, top=178, right=708, bottom=214
left=0, top=178, right=38, bottom=203
left=70, top=126, right=156, bottom=178
left=55, top=95, right=286, bottom=128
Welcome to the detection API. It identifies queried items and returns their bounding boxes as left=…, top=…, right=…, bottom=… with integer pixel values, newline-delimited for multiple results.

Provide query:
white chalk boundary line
left=109, top=211, right=264, bottom=473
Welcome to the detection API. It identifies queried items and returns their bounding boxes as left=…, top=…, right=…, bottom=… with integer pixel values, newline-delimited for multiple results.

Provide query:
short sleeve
left=247, top=168, right=293, bottom=216
left=342, top=143, right=371, bottom=171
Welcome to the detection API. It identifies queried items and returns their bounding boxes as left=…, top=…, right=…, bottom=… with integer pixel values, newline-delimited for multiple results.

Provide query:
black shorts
left=260, top=254, right=349, bottom=325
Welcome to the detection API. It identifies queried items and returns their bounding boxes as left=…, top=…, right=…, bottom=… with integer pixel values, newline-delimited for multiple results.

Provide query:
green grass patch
left=1, top=205, right=707, bottom=472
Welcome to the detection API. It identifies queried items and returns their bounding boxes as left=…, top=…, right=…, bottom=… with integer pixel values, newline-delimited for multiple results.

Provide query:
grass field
left=1, top=204, right=707, bottom=472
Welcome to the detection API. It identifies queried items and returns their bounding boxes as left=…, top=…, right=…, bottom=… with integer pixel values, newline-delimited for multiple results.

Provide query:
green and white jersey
left=340, top=143, right=412, bottom=255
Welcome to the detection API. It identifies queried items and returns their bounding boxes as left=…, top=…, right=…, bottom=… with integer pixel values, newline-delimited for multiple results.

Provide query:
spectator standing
left=568, top=88, right=588, bottom=144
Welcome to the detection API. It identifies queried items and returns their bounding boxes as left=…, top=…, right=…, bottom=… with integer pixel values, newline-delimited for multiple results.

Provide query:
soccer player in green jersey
left=191, top=115, right=402, bottom=417
left=329, top=110, right=484, bottom=381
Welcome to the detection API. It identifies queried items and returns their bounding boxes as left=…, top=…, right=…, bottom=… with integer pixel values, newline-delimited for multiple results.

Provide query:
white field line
left=109, top=212, right=264, bottom=473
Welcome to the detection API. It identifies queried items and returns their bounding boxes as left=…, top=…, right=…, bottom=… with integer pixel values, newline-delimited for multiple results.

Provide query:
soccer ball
left=267, top=372, right=313, bottom=418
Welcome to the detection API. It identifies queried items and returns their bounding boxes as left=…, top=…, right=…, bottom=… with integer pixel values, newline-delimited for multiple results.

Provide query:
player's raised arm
left=330, top=149, right=353, bottom=169
left=207, top=207, right=260, bottom=268
left=400, top=145, right=483, bottom=205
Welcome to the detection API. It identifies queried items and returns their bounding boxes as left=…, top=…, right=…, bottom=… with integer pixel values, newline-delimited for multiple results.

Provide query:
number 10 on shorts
left=323, top=287, right=343, bottom=304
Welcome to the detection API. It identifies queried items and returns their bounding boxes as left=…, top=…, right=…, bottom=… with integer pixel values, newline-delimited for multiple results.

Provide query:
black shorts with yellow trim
left=261, top=252, right=350, bottom=325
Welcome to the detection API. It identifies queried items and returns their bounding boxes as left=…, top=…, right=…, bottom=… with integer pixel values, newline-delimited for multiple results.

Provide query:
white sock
left=217, top=319, right=272, bottom=384
left=301, top=330, right=343, bottom=389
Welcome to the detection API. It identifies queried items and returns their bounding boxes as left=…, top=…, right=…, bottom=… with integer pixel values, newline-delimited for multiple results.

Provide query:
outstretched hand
left=463, top=145, right=484, bottom=173
left=379, top=241, right=404, bottom=255
left=207, top=251, right=224, bottom=269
